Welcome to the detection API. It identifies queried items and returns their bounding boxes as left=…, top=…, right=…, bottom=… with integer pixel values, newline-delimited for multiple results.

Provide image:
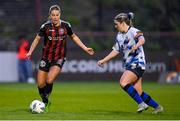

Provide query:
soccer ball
left=29, top=100, right=45, bottom=113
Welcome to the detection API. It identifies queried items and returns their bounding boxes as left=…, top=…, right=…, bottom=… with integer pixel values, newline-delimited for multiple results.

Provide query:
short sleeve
left=66, top=22, right=73, bottom=36
left=112, top=42, right=120, bottom=53
left=134, top=31, right=143, bottom=40
left=37, top=24, right=45, bottom=37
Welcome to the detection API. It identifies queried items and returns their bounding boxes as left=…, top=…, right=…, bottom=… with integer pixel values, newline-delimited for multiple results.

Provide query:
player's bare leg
left=44, top=66, right=61, bottom=112
left=37, top=70, right=48, bottom=105
left=134, top=78, right=143, bottom=95
left=47, top=65, right=61, bottom=84
left=120, top=70, right=148, bottom=113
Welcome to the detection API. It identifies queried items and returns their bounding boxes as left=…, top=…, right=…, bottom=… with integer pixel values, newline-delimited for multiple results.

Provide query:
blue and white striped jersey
left=112, top=27, right=146, bottom=70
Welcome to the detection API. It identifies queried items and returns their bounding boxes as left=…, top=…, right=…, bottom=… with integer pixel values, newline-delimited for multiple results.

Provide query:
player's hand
left=26, top=52, right=32, bottom=59
left=85, top=47, right=94, bottom=55
left=130, top=45, right=138, bottom=53
left=97, top=59, right=105, bottom=67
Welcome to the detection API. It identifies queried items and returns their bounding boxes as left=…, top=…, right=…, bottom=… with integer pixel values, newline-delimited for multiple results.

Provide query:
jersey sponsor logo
left=48, top=36, right=66, bottom=41
left=49, top=29, right=55, bottom=32
left=40, top=60, right=46, bottom=67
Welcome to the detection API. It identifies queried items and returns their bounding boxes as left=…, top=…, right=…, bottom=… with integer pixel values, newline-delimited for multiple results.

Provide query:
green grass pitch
left=0, top=81, right=180, bottom=120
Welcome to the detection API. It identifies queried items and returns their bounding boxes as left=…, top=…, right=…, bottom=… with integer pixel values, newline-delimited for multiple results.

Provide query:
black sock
left=45, top=82, right=53, bottom=97
left=38, top=86, right=48, bottom=103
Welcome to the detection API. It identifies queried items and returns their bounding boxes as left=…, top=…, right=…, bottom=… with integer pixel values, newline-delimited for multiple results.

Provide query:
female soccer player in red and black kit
left=26, top=5, right=94, bottom=112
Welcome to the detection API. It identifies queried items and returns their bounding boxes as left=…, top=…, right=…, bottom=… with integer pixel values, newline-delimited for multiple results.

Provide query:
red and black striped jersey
left=38, top=20, right=73, bottom=61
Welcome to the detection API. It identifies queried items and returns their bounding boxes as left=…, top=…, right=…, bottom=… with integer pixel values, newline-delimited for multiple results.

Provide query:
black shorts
left=39, top=58, right=66, bottom=72
left=126, top=66, right=145, bottom=79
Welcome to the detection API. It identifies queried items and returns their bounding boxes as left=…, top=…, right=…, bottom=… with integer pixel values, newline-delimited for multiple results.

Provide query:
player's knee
left=136, top=89, right=143, bottom=95
left=47, top=77, right=55, bottom=83
left=38, top=82, right=46, bottom=88
left=119, top=79, right=128, bottom=88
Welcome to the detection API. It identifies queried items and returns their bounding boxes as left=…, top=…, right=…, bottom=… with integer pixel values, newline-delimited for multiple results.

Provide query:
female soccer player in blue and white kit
left=98, top=12, right=163, bottom=114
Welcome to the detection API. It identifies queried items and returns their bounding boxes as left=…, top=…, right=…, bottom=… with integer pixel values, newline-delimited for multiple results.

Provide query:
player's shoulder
left=116, top=32, right=121, bottom=38
left=116, top=32, right=124, bottom=41
left=130, top=27, right=141, bottom=33
left=129, top=27, right=143, bottom=36
left=61, top=20, right=72, bottom=28
left=40, top=20, right=51, bottom=29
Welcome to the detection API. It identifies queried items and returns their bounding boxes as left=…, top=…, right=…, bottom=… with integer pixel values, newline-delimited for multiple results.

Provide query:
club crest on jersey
left=40, top=60, right=46, bottom=67
left=59, top=28, right=64, bottom=34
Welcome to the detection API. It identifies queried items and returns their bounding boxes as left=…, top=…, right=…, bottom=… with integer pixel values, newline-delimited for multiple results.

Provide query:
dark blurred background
left=0, top=0, right=180, bottom=82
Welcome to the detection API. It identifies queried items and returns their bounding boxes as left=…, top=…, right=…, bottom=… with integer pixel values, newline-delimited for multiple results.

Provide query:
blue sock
left=141, top=92, right=159, bottom=108
left=123, top=84, right=143, bottom=104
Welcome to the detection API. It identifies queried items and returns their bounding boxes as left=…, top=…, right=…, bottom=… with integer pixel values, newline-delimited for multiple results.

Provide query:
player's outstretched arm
left=70, top=34, right=94, bottom=55
left=26, top=35, right=41, bottom=59
left=97, top=50, right=119, bottom=66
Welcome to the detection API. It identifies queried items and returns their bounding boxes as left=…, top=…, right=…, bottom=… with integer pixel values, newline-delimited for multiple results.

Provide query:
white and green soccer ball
left=29, top=100, right=45, bottom=113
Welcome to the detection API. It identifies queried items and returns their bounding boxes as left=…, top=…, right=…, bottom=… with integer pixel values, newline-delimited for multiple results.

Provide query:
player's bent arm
left=70, top=34, right=94, bottom=55
left=132, top=36, right=145, bottom=51
left=26, top=35, right=41, bottom=58
left=98, top=50, right=119, bottom=66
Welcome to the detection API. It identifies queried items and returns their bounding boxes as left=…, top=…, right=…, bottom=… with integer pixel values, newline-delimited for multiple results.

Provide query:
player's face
left=50, top=10, right=61, bottom=26
left=114, top=21, right=124, bottom=32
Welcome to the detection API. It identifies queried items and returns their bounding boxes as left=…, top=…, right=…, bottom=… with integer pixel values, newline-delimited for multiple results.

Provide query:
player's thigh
left=47, top=65, right=61, bottom=83
left=134, top=78, right=143, bottom=95
left=120, top=70, right=138, bottom=87
left=37, top=70, right=48, bottom=87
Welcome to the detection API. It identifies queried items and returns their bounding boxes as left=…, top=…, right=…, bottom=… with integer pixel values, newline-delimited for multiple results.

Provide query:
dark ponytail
left=127, top=12, right=134, bottom=20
